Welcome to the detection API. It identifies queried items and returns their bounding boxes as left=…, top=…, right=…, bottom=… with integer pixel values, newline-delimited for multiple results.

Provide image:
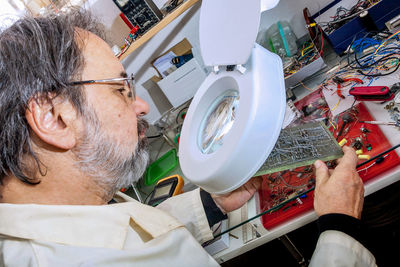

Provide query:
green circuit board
left=255, top=121, right=343, bottom=176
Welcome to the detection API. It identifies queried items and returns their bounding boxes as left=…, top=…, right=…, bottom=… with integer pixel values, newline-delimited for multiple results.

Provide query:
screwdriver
left=360, top=120, right=397, bottom=126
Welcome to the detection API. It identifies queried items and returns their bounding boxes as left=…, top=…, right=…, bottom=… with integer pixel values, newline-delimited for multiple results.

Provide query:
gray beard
left=72, top=109, right=149, bottom=201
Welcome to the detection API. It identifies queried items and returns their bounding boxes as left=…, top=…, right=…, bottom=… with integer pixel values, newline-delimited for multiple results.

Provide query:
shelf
left=119, top=0, right=200, bottom=61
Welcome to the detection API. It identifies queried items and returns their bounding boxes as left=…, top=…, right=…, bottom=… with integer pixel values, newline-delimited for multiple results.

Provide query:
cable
left=357, top=154, right=389, bottom=173
left=342, top=31, right=400, bottom=78
left=277, top=173, right=309, bottom=189
left=143, top=188, right=155, bottom=205
left=147, top=134, right=162, bottom=139
left=213, top=143, right=400, bottom=238
left=319, top=0, right=380, bottom=34
left=374, top=29, right=400, bottom=55
left=356, top=143, right=400, bottom=168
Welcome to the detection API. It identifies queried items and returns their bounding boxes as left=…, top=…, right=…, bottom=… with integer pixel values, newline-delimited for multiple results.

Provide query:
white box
left=202, top=220, right=229, bottom=256
left=157, top=58, right=207, bottom=108
left=284, top=56, right=326, bottom=89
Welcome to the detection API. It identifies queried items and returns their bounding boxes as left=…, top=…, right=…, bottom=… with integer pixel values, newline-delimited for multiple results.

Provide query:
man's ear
left=25, top=95, right=77, bottom=150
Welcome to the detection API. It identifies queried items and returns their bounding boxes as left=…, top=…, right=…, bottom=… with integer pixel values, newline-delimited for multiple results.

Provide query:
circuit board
left=331, top=102, right=400, bottom=180
left=258, top=102, right=400, bottom=229
left=255, top=121, right=343, bottom=176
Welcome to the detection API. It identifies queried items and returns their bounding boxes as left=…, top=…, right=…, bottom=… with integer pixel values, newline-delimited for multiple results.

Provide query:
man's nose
left=134, top=96, right=150, bottom=117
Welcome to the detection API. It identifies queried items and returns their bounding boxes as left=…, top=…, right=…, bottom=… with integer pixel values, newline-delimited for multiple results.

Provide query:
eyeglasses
left=69, top=73, right=136, bottom=100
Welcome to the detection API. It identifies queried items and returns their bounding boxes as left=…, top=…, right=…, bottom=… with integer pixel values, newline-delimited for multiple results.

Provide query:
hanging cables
left=342, top=30, right=400, bottom=78
left=320, top=0, right=380, bottom=34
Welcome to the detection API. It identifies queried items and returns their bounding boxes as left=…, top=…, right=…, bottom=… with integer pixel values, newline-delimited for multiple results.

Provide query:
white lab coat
left=0, top=188, right=219, bottom=267
left=0, top=188, right=377, bottom=266
left=309, top=230, right=377, bottom=267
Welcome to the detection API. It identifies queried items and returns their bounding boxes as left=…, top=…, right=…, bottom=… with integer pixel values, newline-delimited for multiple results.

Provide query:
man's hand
left=211, top=177, right=262, bottom=214
left=313, top=146, right=364, bottom=219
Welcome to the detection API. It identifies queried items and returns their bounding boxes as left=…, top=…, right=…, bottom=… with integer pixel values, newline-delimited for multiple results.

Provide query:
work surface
left=213, top=58, right=400, bottom=264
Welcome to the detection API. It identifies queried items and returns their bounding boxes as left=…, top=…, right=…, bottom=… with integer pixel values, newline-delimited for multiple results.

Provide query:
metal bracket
left=236, top=64, right=247, bottom=74
left=213, top=65, right=220, bottom=74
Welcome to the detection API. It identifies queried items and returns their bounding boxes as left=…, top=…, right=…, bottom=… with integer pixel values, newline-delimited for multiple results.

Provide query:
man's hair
left=0, top=9, right=106, bottom=184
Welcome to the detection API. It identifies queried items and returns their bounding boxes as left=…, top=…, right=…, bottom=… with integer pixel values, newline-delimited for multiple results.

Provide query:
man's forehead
left=79, top=29, right=125, bottom=80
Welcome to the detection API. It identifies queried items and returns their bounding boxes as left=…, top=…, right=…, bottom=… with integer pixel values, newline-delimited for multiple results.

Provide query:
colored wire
left=214, top=143, right=400, bottom=239
left=331, top=99, right=341, bottom=111
left=320, top=0, right=379, bottom=34
left=299, top=81, right=314, bottom=92
left=342, top=31, right=400, bottom=78
left=373, top=30, right=400, bottom=55
left=357, top=154, right=389, bottom=173
left=356, top=143, right=400, bottom=168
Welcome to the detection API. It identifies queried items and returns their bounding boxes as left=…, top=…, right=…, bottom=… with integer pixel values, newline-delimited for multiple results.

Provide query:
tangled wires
left=348, top=30, right=400, bottom=77
left=321, top=0, right=380, bottom=34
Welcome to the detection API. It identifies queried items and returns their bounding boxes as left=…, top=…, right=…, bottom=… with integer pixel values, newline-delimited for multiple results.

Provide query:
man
left=0, top=8, right=261, bottom=266
left=310, top=148, right=376, bottom=266
left=0, top=8, right=375, bottom=266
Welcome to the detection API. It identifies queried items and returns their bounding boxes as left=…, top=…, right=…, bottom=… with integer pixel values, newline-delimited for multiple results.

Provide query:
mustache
left=137, top=118, right=149, bottom=150
left=138, top=118, right=149, bottom=134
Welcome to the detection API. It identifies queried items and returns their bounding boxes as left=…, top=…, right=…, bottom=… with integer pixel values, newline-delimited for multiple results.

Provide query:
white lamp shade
left=261, top=0, right=280, bottom=12
left=179, top=45, right=286, bottom=194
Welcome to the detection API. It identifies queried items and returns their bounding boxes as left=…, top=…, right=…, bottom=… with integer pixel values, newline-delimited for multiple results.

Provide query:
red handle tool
left=349, top=86, right=394, bottom=101
left=334, top=77, right=364, bottom=99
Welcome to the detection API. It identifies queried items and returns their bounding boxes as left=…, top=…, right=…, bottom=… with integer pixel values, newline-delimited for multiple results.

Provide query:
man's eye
left=117, top=88, right=125, bottom=95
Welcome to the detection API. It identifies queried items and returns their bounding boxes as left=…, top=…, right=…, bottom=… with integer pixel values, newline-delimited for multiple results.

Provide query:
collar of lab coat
left=0, top=193, right=182, bottom=249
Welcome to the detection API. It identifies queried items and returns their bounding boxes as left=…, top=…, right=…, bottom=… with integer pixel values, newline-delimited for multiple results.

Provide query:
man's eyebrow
left=120, top=72, right=128, bottom=78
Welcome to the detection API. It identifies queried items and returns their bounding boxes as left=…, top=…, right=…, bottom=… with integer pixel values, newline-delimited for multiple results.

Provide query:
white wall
left=86, top=0, right=336, bottom=124
left=121, top=2, right=203, bottom=124
left=0, top=0, right=25, bottom=28
left=84, top=0, right=132, bottom=47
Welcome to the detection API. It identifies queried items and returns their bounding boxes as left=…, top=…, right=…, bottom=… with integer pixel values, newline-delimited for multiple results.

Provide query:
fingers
left=242, top=176, right=262, bottom=194
left=251, top=176, right=263, bottom=190
left=336, top=146, right=358, bottom=170
left=314, top=160, right=329, bottom=187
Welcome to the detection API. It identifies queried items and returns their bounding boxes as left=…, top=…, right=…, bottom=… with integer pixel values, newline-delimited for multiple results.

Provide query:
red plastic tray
left=258, top=102, right=400, bottom=230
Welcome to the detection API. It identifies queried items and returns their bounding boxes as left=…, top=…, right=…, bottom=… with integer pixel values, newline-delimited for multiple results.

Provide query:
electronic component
left=113, top=0, right=163, bottom=35
left=292, top=88, right=331, bottom=125
left=258, top=102, right=400, bottom=230
left=336, top=113, right=353, bottom=140
left=255, top=121, right=343, bottom=176
left=147, top=175, right=184, bottom=206
left=301, top=104, right=318, bottom=117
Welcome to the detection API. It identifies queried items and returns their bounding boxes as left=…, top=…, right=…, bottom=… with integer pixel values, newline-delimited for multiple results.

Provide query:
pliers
left=332, top=77, right=364, bottom=99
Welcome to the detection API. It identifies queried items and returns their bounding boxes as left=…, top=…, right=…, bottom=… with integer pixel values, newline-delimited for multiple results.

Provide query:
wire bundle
left=350, top=30, right=400, bottom=77
left=321, top=0, right=380, bottom=34
left=284, top=41, right=321, bottom=77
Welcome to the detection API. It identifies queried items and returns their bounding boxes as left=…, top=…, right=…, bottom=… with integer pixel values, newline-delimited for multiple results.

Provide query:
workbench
left=212, top=68, right=400, bottom=264
left=136, top=21, right=400, bottom=264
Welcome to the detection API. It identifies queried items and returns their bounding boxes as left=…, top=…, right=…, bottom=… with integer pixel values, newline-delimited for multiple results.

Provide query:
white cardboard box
left=284, top=56, right=326, bottom=88
left=157, top=58, right=206, bottom=108
left=203, top=220, right=229, bottom=256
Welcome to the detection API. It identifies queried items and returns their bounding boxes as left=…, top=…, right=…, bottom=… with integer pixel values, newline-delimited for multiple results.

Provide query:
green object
left=278, top=21, right=291, bottom=57
left=265, top=21, right=298, bottom=58
left=269, top=38, right=276, bottom=53
left=145, top=149, right=178, bottom=186
left=255, top=121, right=343, bottom=176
